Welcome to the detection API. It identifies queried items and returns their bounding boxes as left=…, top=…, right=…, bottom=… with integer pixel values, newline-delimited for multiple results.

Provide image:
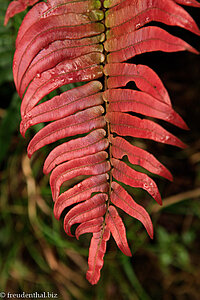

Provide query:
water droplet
left=36, top=73, right=41, bottom=78
left=136, top=23, right=141, bottom=29
left=165, top=135, right=170, bottom=141
left=60, top=69, right=67, bottom=74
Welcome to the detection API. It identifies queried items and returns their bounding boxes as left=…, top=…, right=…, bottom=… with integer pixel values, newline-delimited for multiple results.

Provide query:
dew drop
left=26, top=112, right=32, bottom=118
left=135, top=23, right=141, bottom=29
left=165, top=135, right=170, bottom=141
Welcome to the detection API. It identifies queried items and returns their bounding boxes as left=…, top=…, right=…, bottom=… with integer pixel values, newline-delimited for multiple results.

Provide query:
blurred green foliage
left=0, top=1, right=200, bottom=299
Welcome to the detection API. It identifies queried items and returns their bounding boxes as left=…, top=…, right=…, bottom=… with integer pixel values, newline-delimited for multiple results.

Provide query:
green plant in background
left=154, top=226, right=193, bottom=271
left=1, top=0, right=200, bottom=298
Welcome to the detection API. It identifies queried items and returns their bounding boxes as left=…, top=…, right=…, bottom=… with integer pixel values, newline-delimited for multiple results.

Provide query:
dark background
left=0, top=1, right=200, bottom=299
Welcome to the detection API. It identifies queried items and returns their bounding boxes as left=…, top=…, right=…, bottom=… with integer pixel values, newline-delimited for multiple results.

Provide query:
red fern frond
left=4, top=0, right=40, bottom=25
left=5, top=0, right=200, bottom=285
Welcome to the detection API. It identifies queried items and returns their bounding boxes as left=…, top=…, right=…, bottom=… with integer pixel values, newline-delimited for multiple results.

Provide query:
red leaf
left=104, top=63, right=171, bottom=105
left=86, top=226, right=110, bottom=285
left=111, top=182, right=154, bottom=239
left=43, top=129, right=109, bottom=175
left=27, top=106, right=106, bottom=158
left=20, top=53, right=104, bottom=117
left=106, top=112, right=186, bottom=148
left=54, top=174, right=109, bottom=220
left=14, top=19, right=105, bottom=91
left=15, top=1, right=103, bottom=49
left=19, top=43, right=103, bottom=97
left=174, top=0, right=200, bottom=7
left=50, top=151, right=110, bottom=201
left=105, top=0, right=200, bottom=37
left=4, top=0, right=39, bottom=25
left=104, top=88, right=188, bottom=129
left=15, top=1, right=48, bottom=47
left=105, top=26, right=198, bottom=63
left=110, top=136, right=173, bottom=181
left=75, top=217, right=104, bottom=240
left=5, top=0, right=199, bottom=286
left=20, top=81, right=103, bottom=137
left=106, top=205, right=132, bottom=256
left=64, top=193, right=107, bottom=236
left=111, top=158, right=162, bottom=205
